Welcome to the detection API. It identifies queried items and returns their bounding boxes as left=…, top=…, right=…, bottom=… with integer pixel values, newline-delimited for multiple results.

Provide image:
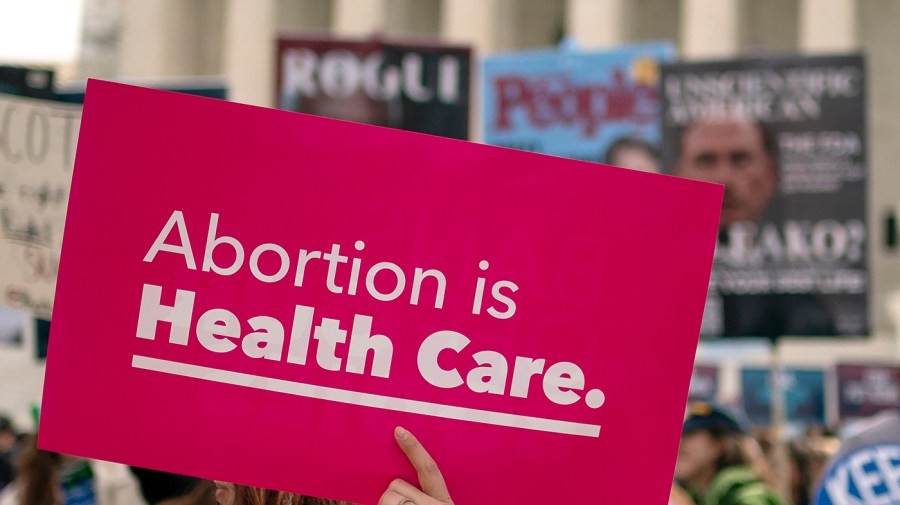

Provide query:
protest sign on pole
left=482, top=41, right=674, bottom=167
left=660, top=54, right=868, bottom=339
left=740, top=367, right=827, bottom=426
left=277, top=36, right=470, bottom=140
left=836, top=363, right=900, bottom=421
left=40, top=80, right=722, bottom=504
left=688, top=364, right=719, bottom=402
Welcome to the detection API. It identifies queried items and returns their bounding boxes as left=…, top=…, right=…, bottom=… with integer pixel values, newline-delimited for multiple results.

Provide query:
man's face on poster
left=675, top=119, right=777, bottom=227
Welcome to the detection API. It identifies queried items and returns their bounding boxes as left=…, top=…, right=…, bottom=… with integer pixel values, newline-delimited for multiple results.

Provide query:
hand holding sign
left=379, top=427, right=453, bottom=505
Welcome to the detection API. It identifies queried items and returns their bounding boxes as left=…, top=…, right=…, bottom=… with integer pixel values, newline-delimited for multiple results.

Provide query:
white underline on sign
left=131, top=355, right=601, bottom=438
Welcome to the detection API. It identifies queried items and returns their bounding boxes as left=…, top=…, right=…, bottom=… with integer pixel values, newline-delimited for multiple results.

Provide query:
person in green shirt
left=675, top=402, right=789, bottom=505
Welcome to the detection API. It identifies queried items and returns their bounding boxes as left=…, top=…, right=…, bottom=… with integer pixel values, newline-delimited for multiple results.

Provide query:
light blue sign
left=482, top=41, right=674, bottom=166
left=740, top=368, right=826, bottom=425
left=814, top=443, right=900, bottom=505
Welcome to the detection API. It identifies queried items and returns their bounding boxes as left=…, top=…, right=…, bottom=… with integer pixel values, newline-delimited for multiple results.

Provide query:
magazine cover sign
left=40, top=81, right=721, bottom=505
left=277, top=36, right=470, bottom=140
left=661, top=54, right=868, bottom=338
left=482, top=42, right=674, bottom=167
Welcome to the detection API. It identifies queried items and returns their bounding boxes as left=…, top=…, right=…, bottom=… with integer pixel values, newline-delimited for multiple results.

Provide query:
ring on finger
left=398, top=499, right=414, bottom=505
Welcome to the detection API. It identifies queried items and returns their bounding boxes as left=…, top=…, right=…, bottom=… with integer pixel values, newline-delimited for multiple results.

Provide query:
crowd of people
left=0, top=405, right=855, bottom=505
left=669, top=402, right=844, bottom=505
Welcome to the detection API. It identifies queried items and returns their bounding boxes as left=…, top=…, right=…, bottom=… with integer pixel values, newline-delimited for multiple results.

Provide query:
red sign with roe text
left=40, top=80, right=722, bottom=505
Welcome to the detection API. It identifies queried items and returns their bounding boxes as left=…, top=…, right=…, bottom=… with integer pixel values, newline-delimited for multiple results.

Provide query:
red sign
left=40, top=80, right=722, bottom=504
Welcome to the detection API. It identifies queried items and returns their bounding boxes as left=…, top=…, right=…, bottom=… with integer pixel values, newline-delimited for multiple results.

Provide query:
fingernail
left=395, top=426, right=409, bottom=439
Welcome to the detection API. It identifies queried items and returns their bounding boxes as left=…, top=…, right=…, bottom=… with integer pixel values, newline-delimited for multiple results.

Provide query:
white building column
left=333, top=0, right=387, bottom=37
left=565, top=0, right=630, bottom=48
left=799, top=0, right=858, bottom=52
left=119, top=0, right=195, bottom=77
left=224, top=0, right=276, bottom=107
left=441, top=0, right=501, bottom=56
left=441, top=0, right=502, bottom=142
left=680, top=0, right=741, bottom=59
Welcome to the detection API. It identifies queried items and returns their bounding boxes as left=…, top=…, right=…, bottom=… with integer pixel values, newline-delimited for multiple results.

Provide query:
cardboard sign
left=40, top=80, right=722, bottom=504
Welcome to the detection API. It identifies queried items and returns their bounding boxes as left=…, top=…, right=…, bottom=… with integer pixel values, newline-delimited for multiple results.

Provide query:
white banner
left=0, top=93, right=81, bottom=319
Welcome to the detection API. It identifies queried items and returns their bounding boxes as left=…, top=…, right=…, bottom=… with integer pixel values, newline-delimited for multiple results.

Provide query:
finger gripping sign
left=40, top=80, right=722, bottom=504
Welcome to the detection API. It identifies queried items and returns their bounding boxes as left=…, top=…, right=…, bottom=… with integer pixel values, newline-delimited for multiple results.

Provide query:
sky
left=0, top=0, right=85, bottom=64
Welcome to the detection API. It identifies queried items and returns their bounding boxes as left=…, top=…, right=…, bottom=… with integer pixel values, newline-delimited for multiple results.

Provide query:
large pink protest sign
left=41, top=80, right=722, bottom=504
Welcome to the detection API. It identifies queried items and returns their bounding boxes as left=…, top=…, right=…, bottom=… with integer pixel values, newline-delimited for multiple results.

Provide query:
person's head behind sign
left=673, top=117, right=778, bottom=227
left=604, top=136, right=661, bottom=173
left=213, top=483, right=344, bottom=505
left=674, top=402, right=788, bottom=505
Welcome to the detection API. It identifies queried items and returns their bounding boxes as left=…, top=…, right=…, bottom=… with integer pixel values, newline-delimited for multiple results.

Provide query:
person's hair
left=157, top=480, right=217, bottom=505
left=233, top=486, right=301, bottom=505
left=0, top=416, right=14, bottom=436
left=18, top=435, right=62, bottom=505
left=604, top=136, right=659, bottom=166
left=130, top=467, right=202, bottom=505
left=709, top=429, right=752, bottom=470
left=789, top=440, right=812, bottom=505
left=706, top=428, right=778, bottom=490
left=231, top=485, right=346, bottom=505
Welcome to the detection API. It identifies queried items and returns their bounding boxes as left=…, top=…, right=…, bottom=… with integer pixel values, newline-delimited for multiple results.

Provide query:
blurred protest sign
left=0, top=65, right=55, bottom=100
left=688, top=364, right=719, bottom=402
left=0, top=93, right=81, bottom=320
left=55, top=75, right=229, bottom=103
left=813, top=411, right=900, bottom=505
left=0, top=93, right=69, bottom=429
left=41, top=80, right=721, bottom=504
left=837, top=363, right=900, bottom=421
left=482, top=41, right=674, bottom=168
left=741, top=367, right=826, bottom=426
left=277, top=36, right=470, bottom=139
left=0, top=305, right=25, bottom=348
left=661, top=54, right=868, bottom=338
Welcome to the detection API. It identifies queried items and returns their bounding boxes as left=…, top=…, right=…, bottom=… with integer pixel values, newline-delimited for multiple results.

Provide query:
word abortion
left=144, top=210, right=518, bottom=319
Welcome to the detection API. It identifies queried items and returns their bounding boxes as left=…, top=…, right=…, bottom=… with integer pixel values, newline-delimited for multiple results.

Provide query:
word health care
left=136, top=210, right=607, bottom=413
